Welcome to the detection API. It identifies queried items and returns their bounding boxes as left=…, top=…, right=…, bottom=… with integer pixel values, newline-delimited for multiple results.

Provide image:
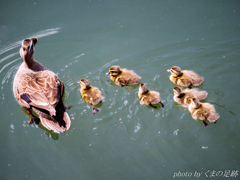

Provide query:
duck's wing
left=19, top=70, right=64, bottom=116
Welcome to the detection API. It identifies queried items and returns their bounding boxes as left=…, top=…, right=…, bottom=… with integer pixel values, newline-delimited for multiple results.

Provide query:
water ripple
left=0, top=28, right=61, bottom=56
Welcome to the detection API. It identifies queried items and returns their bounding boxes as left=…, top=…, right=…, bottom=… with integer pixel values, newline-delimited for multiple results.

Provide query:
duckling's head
left=106, top=66, right=121, bottom=76
left=173, top=86, right=183, bottom=95
left=167, top=66, right=182, bottom=76
left=139, top=83, right=148, bottom=94
left=20, top=37, right=38, bottom=62
left=78, top=78, right=91, bottom=89
left=190, top=97, right=201, bottom=108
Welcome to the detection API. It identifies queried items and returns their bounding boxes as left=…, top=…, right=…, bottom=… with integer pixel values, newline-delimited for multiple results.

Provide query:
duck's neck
left=23, top=56, right=34, bottom=69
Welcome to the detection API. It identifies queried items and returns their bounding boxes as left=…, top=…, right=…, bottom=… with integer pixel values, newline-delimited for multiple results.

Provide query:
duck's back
left=13, top=60, right=65, bottom=117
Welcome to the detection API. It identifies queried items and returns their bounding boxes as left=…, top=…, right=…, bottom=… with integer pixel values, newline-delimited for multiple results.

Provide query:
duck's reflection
left=20, top=106, right=60, bottom=140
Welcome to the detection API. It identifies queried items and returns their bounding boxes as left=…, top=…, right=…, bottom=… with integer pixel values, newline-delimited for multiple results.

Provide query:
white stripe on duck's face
left=29, top=40, right=33, bottom=52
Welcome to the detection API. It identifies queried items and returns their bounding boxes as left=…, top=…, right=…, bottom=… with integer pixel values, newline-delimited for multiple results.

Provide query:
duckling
left=188, top=97, right=220, bottom=126
left=106, top=66, right=141, bottom=86
left=173, top=86, right=208, bottom=107
left=13, top=38, right=71, bottom=133
left=78, top=78, right=103, bottom=114
left=138, top=83, right=164, bottom=108
left=167, top=66, right=204, bottom=88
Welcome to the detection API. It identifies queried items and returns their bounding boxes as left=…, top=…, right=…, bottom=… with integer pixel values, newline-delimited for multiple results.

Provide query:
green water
left=0, top=0, right=240, bottom=179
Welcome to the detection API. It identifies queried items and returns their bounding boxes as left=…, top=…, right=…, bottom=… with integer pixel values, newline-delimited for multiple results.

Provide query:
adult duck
left=13, top=38, right=71, bottom=133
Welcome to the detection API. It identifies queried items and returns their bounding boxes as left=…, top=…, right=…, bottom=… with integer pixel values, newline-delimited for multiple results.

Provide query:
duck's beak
left=106, top=72, right=110, bottom=75
left=31, top=37, right=38, bottom=45
left=167, top=69, right=171, bottom=72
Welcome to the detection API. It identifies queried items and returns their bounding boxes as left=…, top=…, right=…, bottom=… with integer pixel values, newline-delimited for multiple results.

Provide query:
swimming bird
left=13, top=38, right=71, bottom=133
left=106, top=66, right=141, bottom=86
left=138, top=83, right=164, bottom=108
left=78, top=78, right=103, bottom=114
left=188, top=97, right=220, bottom=126
left=167, top=66, right=204, bottom=88
left=173, top=86, right=208, bottom=107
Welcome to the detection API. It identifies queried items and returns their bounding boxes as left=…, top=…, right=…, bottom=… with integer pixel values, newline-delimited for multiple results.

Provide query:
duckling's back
left=184, top=88, right=208, bottom=101
left=140, top=90, right=161, bottom=105
left=114, top=69, right=141, bottom=86
left=201, top=103, right=220, bottom=122
left=81, top=87, right=102, bottom=105
left=182, top=70, right=204, bottom=86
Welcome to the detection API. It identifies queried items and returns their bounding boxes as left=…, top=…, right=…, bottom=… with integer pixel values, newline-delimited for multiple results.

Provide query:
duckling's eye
left=22, top=47, right=26, bottom=51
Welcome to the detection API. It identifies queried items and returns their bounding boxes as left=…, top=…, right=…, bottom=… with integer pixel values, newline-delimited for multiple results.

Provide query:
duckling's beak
left=77, top=81, right=80, bottom=84
left=167, top=69, right=171, bottom=72
left=106, top=72, right=110, bottom=75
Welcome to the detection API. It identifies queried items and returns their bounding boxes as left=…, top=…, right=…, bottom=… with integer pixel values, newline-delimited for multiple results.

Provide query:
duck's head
left=167, top=66, right=182, bottom=76
left=173, top=86, right=183, bottom=95
left=106, top=66, right=121, bottom=76
left=139, top=83, right=148, bottom=94
left=190, top=97, right=201, bottom=108
left=78, top=78, right=91, bottom=89
left=20, top=37, right=38, bottom=63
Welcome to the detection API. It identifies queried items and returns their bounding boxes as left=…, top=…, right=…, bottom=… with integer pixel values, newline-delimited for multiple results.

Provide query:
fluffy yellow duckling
left=106, top=66, right=141, bottom=86
left=138, top=83, right=164, bottom=108
left=167, top=66, right=204, bottom=88
left=173, top=86, right=208, bottom=107
left=188, top=97, right=220, bottom=126
left=78, top=78, right=103, bottom=114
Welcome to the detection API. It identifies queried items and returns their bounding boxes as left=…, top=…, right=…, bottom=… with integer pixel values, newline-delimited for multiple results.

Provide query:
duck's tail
left=40, top=112, right=71, bottom=133
left=31, top=100, right=71, bottom=133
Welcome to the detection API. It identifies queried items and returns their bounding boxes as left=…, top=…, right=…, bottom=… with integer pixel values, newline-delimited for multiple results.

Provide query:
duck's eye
left=23, top=47, right=26, bottom=51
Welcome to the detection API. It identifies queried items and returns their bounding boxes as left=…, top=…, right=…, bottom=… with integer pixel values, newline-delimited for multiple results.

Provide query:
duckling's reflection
left=107, top=80, right=139, bottom=91
left=19, top=106, right=59, bottom=140
left=145, top=103, right=162, bottom=110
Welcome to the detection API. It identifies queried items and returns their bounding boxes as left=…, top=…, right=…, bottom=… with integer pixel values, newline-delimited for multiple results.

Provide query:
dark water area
left=0, top=0, right=240, bottom=179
